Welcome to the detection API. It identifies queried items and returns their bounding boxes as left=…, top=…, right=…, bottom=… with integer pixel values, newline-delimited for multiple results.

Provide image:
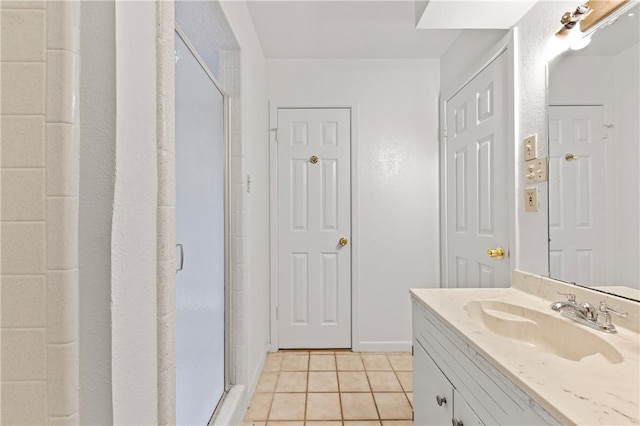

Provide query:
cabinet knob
left=436, top=395, right=447, bottom=406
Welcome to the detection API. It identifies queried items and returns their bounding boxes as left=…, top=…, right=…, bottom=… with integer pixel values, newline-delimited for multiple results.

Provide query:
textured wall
left=1, top=1, right=80, bottom=424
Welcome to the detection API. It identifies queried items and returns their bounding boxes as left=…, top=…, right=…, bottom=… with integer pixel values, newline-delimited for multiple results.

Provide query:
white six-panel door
left=548, top=105, right=607, bottom=285
left=445, top=52, right=510, bottom=288
left=277, top=108, right=351, bottom=349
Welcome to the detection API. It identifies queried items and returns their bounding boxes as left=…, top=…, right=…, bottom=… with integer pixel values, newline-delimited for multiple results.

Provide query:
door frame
left=269, top=101, right=360, bottom=351
left=439, top=30, right=517, bottom=286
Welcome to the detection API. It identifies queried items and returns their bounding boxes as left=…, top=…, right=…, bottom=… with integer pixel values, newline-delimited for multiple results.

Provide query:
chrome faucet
left=550, top=292, right=627, bottom=333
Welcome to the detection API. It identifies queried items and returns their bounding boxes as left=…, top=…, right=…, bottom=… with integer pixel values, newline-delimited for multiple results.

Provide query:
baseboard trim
left=356, top=341, right=412, bottom=352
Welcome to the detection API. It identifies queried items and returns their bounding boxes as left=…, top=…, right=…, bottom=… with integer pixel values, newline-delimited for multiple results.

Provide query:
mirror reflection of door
left=548, top=105, right=608, bottom=286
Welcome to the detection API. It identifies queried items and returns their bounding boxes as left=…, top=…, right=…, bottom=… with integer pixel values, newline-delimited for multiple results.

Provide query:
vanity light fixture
left=569, top=34, right=592, bottom=50
left=556, top=4, right=593, bottom=39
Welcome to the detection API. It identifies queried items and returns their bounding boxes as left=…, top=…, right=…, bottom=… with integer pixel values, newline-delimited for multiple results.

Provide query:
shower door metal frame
left=175, top=22, right=231, bottom=412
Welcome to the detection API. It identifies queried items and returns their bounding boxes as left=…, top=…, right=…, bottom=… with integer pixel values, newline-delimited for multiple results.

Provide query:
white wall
left=111, top=2, right=159, bottom=424
left=267, top=59, right=441, bottom=350
left=79, top=1, right=115, bottom=423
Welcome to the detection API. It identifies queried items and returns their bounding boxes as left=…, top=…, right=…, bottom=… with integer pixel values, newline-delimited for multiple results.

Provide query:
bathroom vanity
left=411, top=272, right=640, bottom=425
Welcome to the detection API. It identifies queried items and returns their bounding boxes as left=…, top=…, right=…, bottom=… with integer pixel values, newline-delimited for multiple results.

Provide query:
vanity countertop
left=410, top=286, right=640, bottom=425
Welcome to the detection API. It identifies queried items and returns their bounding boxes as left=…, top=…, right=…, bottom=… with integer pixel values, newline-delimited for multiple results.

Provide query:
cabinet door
left=414, top=341, right=453, bottom=425
left=453, top=389, right=484, bottom=426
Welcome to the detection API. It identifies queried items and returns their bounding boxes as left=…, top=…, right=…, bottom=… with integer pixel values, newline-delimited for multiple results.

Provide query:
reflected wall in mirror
left=548, top=2, right=640, bottom=301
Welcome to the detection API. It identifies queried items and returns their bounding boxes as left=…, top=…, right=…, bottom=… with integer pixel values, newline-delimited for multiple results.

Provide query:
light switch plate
left=523, top=135, right=537, bottom=161
left=525, top=157, right=548, bottom=183
left=525, top=188, right=538, bottom=212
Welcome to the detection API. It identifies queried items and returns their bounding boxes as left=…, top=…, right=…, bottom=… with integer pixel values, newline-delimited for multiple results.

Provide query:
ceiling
left=245, top=1, right=464, bottom=59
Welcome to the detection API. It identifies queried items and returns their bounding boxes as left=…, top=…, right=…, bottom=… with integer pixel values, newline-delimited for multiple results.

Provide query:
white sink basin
left=464, top=300, right=623, bottom=364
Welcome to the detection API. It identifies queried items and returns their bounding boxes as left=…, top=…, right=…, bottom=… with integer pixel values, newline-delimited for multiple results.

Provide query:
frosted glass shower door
left=175, top=33, right=226, bottom=425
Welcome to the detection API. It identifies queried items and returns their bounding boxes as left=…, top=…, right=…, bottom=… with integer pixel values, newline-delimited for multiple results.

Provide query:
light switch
left=525, top=188, right=538, bottom=212
left=525, top=157, right=548, bottom=183
left=523, top=135, right=537, bottom=161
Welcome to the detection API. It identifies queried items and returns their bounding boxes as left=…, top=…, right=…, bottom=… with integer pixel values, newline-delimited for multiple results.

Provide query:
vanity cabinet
left=412, top=298, right=559, bottom=426
left=414, top=341, right=482, bottom=426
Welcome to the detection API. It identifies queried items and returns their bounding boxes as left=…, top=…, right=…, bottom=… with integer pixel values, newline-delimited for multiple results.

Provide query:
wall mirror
left=547, top=1, right=639, bottom=301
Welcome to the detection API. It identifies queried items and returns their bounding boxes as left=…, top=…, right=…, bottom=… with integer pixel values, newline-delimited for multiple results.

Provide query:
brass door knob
left=339, top=237, right=348, bottom=247
left=310, top=155, right=319, bottom=164
left=487, top=247, right=505, bottom=259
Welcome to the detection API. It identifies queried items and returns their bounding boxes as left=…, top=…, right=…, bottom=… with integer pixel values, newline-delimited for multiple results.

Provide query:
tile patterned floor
left=244, top=351, right=413, bottom=426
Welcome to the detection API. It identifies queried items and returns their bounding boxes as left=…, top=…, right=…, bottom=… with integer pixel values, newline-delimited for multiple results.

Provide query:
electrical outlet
left=525, top=188, right=538, bottom=212
left=523, top=135, right=537, bottom=161
left=525, top=157, right=548, bottom=183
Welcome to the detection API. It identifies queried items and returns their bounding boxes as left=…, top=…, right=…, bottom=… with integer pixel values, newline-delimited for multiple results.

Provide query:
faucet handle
left=598, top=301, right=628, bottom=318
left=556, top=291, right=576, bottom=302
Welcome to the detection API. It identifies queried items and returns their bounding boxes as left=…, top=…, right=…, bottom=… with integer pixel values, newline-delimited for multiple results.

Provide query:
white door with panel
left=548, top=105, right=607, bottom=285
left=175, top=32, right=226, bottom=425
left=445, top=52, right=510, bottom=288
left=277, top=108, right=351, bottom=349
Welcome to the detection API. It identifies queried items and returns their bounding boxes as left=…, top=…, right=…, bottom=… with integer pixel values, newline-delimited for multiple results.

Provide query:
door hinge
left=411, top=345, right=414, bottom=356
left=271, top=127, right=279, bottom=142
left=443, top=126, right=448, bottom=138
left=412, top=411, right=414, bottom=421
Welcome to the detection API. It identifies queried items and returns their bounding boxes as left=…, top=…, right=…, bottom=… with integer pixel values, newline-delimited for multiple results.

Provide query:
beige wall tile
left=338, top=371, right=370, bottom=392
left=306, top=393, right=341, bottom=421
left=1, top=1, right=45, bottom=9
left=157, top=150, right=175, bottom=208
left=1, top=169, right=45, bottom=220
left=1, top=275, right=46, bottom=327
left=344, top=422, right=381, bottom=426
left=157, top=206, right=176, bottom=262
left=1, top=382, right=47, bottom=425
left=275, top=371, right=307, bottom=393
left=373, top=393, right=412, bottom=420
left=308, top=371, right=338, bottom=392
left=1, top=116, right=45, bottom=167
left=46, top=123, right=79, bottom=196
left=1, top=328, right=46, bottom=380
left=1, top=222, right=45, bottom=274
left=1, top=63, right=45, bottom=114
left=157, top=259, right=176, bottom=318
left=269, top=393, right=306, bottom=421
left=46, top=50, right=78, bottom=124
left=46, top=1, right=79, bottom=51
left=47, top=342, right=79, bottom=416
left=46, top=197, right=78, bottom=269
left=47, top=270, right=78, bottom=344
left=341, top=393, right=378, bottom=420
left=48, top=414, right=79, bottom=425
left=0, top=9, right=45, bottom=61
